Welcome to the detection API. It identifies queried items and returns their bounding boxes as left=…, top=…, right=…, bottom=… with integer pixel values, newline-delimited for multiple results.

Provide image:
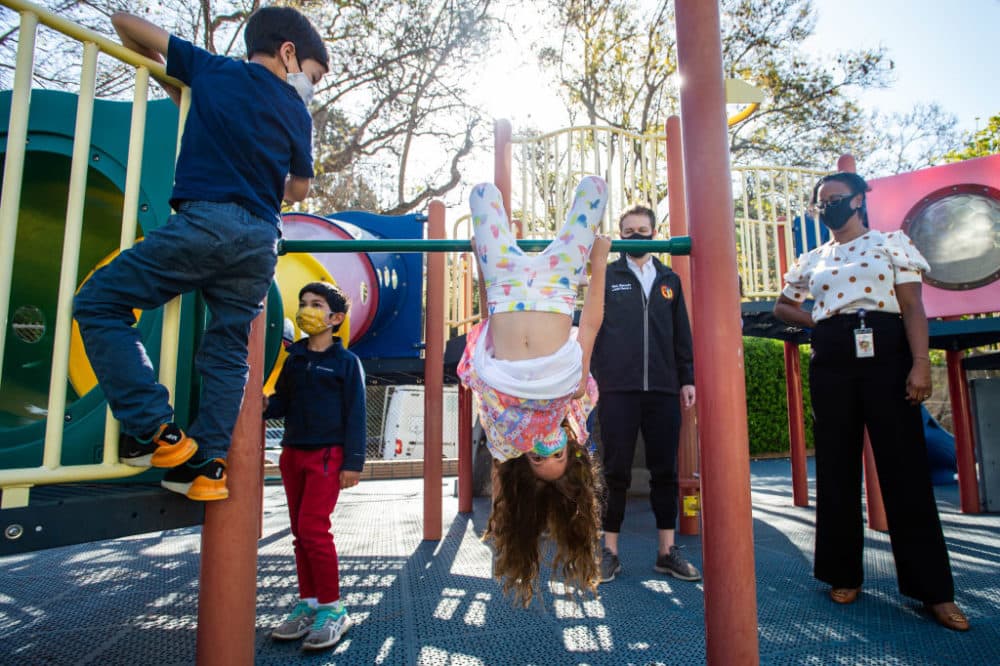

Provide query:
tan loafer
left=829, top=587, right=861, bottom=604
left=926, top=601, right=970, bottom=632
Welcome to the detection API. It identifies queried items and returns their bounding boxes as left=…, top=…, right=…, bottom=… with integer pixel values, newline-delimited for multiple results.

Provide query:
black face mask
left=819, top=196, right=857, bottom=231
left=623, top=231, right=654, bottom=257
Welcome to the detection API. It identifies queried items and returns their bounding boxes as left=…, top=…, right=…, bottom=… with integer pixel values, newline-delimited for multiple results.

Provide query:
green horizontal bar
left=279, top=237, right=691, bottom=255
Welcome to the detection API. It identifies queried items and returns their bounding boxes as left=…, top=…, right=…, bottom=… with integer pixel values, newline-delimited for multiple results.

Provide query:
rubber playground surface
left=1, top=458, right=998, bottom=665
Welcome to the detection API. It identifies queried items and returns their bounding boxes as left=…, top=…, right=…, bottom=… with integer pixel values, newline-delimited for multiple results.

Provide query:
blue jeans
left=74, top=201, right=279, bottom=459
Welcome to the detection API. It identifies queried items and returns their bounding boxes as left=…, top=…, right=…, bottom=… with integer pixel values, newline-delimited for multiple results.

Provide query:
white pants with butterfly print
left=469, top=176, right=606, bottom=317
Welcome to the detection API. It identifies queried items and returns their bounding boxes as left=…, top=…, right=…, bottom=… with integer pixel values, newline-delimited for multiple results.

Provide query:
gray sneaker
left=654, top=545, right=702, bottom=581
left=271, top=601, right=315, bottom=641
left=302, top=607, right=352, bottom=651
left=599, top=547, right=621, bottom=583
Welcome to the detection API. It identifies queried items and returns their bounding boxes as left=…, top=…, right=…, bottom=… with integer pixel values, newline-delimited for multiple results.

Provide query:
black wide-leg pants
left=599, top=390, right=681, bottom=533
left=810, top=312, right=954, bottom=604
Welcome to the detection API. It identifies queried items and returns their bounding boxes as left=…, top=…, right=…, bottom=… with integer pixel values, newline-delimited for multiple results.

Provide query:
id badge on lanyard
left=854, top=308, right=874, bottom=358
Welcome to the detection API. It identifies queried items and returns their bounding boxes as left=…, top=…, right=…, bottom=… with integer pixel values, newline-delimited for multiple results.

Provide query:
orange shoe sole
left=149, top=436, right=199, bottom=468
left=185, top=475, right=229, bottom=502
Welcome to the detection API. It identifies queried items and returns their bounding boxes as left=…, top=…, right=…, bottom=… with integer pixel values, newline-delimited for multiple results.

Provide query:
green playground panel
left=1, top=91, right=180, bottom=470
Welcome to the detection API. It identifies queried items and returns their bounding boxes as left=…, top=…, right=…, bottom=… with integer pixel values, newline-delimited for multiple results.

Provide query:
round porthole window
left=902, top=184, right=1000, bottom=291
left=11, top=305, right=46, bottom=343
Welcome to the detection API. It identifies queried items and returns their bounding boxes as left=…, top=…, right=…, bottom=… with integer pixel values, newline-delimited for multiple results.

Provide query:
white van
left=381, top=385, right=459, bottom=460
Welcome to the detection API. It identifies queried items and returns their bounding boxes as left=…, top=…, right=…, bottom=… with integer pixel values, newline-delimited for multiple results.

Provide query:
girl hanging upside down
left=458, top=176, right=611, bottom=606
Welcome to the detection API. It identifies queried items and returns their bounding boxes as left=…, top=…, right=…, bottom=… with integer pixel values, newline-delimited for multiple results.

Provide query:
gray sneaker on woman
left=654, top=545, right=702, bottom=581
left=599, top=547, right=622, bottom=583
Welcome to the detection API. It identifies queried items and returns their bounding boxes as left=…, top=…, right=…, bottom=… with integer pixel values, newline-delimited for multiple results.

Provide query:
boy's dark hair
left=245, top=6, right=329, bottom=72
left=811, top=171, right=870, bottom=227
left=618, top=204, right=656, bottom=231
left=300, top=282, right=349, bottom=315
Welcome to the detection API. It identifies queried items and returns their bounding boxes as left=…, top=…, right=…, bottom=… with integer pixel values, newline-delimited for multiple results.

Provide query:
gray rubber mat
left=1, top=459, right=997, bottom=665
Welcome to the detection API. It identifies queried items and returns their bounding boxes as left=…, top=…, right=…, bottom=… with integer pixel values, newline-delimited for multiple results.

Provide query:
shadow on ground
left=1, top=460, right=998, bottom=665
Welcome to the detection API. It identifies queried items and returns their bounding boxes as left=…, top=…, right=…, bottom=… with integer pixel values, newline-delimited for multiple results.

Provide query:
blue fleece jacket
left=263, top=339, right=366, bottom=472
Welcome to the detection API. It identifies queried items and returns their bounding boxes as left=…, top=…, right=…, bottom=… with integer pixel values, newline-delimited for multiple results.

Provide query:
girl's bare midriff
left=490, top=311, right=573, bottom=360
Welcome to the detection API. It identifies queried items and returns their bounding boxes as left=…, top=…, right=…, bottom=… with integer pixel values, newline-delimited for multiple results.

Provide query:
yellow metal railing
left=732, top=165, right=829, bottom=300
left=446, top=213, right=478, bottom=333
left=506, top=99, right=762, bottom=242
left=0, top=0, right=188, bottom=505
left=506, top=122, right=826, bottom=302
left=511, top=124, right=665, bottom=238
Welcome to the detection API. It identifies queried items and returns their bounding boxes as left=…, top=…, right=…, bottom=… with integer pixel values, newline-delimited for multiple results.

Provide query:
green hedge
left=743, top=336, right=814, bottom=456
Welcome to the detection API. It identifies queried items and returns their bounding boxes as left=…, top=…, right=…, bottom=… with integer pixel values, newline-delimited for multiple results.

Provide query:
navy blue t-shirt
left=166, top=36, right=314, bottom=223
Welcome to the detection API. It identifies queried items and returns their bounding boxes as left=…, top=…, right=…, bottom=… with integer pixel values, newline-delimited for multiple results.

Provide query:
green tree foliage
left=534, top=0, right=894, bottom=169
left=743, top=336, right=813, bottom=456
left=943, top=112, right=1000, bottom=162
left=0, top=0, right=500, bottom=214
left=303, top=0, right=497, bottom=215
left=536, top=0, right=676, bottom=131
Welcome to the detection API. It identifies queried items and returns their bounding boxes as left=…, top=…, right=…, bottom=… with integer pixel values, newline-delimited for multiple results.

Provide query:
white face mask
left=286, top=72, right=314, bottom=106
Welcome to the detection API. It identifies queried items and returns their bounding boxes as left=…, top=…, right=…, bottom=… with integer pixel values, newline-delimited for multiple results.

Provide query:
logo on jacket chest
left=610, top=282, right=633, bottom=292
left=660, top=285, right=673, bottom=300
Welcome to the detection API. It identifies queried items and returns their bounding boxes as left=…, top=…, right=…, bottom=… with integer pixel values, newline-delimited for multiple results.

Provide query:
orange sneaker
left=147, top=423, right=199, bottom=468
left=161, top=457, right=229, bottom=501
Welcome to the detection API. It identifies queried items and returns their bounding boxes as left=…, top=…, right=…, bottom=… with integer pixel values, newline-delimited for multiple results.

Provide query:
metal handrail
left=0, top=0, right=183, bottom=89
left=0, top=0, right=188, bottom=502
left=279, top=238, right=692, bottom=255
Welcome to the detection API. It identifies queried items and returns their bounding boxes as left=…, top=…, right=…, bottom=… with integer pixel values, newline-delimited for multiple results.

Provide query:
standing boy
left=264, top=282, right=366, bottom=651
left=73, top=7, right=328, bottom=500
left=590, top=205, right=700, bottom=583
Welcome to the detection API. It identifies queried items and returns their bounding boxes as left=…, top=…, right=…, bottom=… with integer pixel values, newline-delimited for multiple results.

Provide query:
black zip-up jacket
left=263, top=338, right=366, bottom=472
left=591, top=255, right=695, bottom=394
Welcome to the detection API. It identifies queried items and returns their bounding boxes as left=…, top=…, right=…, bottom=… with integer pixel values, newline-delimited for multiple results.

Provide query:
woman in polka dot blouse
left=774, top=171, right=968, bottom=632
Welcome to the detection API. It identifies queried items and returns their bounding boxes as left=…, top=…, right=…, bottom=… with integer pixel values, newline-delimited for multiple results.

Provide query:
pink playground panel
left=281, top=212, right=380, bottom=343
left=866, top=154, right=1000, bottom=318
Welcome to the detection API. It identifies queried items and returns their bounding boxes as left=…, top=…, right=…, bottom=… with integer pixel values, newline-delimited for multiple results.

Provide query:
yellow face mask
left=295, top=306, right=331, bottom=336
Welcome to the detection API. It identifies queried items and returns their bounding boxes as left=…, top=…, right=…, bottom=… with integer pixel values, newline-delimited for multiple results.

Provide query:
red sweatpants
left=279, top=446, right=344, bottom=604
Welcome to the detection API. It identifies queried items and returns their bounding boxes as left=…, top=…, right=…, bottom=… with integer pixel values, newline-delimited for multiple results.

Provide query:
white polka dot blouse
left=782, top=230, right=931, bottom=322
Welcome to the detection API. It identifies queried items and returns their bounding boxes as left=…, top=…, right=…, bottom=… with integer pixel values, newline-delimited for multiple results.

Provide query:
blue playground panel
left=327, top=210, right=426, bottom=361
left=791, top=213, right=829, bottom=256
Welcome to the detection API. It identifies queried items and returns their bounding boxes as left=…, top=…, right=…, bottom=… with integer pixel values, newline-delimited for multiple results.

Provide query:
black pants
left=810, top=312, right=954, bottom=604
left=599, top=391, right=681, bottom=532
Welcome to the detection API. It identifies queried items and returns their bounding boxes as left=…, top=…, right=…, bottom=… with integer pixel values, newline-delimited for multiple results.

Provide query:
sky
left=806, top=0, right=998, bottom=135
left=473, top=0, right=999, bottom=138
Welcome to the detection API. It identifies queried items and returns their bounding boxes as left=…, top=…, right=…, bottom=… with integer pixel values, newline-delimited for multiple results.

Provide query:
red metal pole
left=196, top=311, right=265, bottom=666
left=675, top=3, right=759, bottom=664
left=836, top=154, right=857, bottom=173
left=862, top=430, right=888, bottom=531
left=784, top=344, right=809, bottom=506
left=777, top=231, right=809, bottom=507
left=458, top=252, right=474, bottom=513
left=946, top=348, right=981, bottom=513
left=423, top=200, right=445, bottom=540
left=458, top=384, right=473, bottom=513
left=666, top=115, right=700, bottom=536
